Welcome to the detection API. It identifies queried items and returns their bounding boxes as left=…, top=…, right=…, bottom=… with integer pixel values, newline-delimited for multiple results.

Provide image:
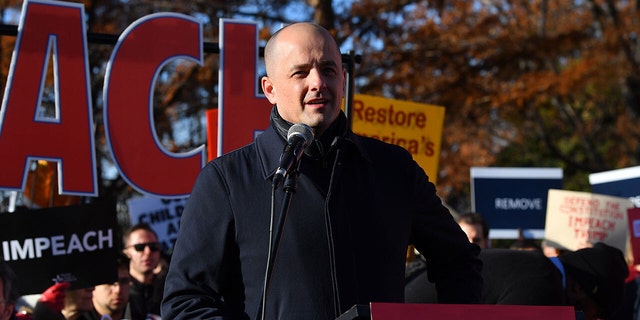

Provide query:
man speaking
left=162, top=22, right=482, bottom=320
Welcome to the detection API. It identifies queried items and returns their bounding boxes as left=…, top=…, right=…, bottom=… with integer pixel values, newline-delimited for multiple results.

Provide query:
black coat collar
left=255, top=125, right=372, bottom=182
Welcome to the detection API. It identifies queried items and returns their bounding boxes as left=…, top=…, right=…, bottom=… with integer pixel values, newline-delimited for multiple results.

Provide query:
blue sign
left=590, top=166, right=640, bottom=207
left=471, top=167, right=563, bottom=239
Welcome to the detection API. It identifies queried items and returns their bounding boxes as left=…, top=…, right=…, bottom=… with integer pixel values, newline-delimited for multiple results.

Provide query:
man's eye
left=323, top=68, right=337, bottom=75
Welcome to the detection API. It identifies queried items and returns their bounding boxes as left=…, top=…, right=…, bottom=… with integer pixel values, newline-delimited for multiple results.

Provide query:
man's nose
left=308, top=69, right=326, bottom=91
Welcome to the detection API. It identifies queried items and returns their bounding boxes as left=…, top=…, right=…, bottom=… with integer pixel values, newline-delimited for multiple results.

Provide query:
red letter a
left=0, top=0, right=97, bottom=196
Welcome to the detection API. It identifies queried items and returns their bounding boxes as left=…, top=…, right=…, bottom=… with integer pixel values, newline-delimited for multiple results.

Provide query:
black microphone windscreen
left=287, top=123, right=314, bottom=144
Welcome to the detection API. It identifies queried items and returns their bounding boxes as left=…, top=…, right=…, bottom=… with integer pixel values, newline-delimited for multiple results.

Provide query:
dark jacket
left=129, top=275, right=164, bottom=319
left=83, top=309, right=102, bottom=320
left=406, top=249, right=565, bottom=306
left=480, top=249, right=564, bottom=305
left=84, top=305, right=132, bottom=320
left=611, top=276, right=639, bottom=320
left=162, top=123, right=482, bottom=319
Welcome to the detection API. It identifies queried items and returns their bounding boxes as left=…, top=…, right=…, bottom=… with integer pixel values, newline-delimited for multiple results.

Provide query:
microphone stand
left=258, top=160, right=303, bottom=320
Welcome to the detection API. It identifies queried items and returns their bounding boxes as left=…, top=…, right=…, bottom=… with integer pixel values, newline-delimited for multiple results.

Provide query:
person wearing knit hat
left=558, top=242, right=629, bottom=319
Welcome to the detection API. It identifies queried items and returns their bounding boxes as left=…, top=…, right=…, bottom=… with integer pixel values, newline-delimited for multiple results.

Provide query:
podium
left=336, top=303, right=581, bottom=320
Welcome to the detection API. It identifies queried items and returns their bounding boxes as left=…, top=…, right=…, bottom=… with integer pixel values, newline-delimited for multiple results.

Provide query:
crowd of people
left=0, top=21, right=637, bottom=320
left=0, top=215, right=634, bottom=320
left=406, top=212, right=634, bottom=320
left=0, top=223, right=165, bottom=320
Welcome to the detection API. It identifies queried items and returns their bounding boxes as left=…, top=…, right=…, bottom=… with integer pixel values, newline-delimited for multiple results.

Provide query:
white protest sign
left=545, top=189, right=631, bottom=252
left=127, top=196, right=187, bottom=252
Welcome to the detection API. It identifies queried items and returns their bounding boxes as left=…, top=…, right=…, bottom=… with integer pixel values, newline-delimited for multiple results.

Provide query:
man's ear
left=261, top=76, right=277, bottom=104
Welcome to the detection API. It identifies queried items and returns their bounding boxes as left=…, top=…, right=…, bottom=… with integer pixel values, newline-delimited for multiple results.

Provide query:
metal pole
left=343, top=50, right=357, bottom=130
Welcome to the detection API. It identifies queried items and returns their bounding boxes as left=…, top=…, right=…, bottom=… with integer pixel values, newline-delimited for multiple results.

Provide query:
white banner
left=545, top=189, right=631, bottom=252
left=127, top=196, right=188, bottom=252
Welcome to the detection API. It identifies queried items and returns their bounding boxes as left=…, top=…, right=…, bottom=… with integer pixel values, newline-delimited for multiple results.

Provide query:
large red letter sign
left=104, top=13, right=205, bottom=198
left=218, top=20, right=271, bottom=155
left=0, top=0, right=97, bottom=196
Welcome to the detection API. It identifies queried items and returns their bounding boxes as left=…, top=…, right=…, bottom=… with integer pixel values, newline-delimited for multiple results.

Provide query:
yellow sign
left=350, top=94, right=445, bottom=182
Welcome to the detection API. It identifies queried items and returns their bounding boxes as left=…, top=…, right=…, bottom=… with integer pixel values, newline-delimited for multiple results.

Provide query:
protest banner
left=127, top=196, right=187, bottom=252
left=0, top=0, right=207, bottom=198
left=0, top=203, right=118, bottom=294
left=589, top=165, right=640, bottom=207
left=2, top=5, right=443, bottom=199
left=217, top=19, right=272, bottom=157
left=470, top=167, right=563, bottom=239
left=545, top=189, right=631, bottom=252
left=351, top=94, right=445, bottom=182
left=628, top=207, right=640, bottom=264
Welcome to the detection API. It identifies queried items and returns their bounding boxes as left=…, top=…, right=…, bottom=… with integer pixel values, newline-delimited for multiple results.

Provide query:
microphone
left=272, top=123, right=314, bottom=188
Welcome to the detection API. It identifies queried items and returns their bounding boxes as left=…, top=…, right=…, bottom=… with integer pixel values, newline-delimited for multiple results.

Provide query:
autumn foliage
left=1, top=0, right=639, bottom=213
left=337, top=0, right=640, bottom=210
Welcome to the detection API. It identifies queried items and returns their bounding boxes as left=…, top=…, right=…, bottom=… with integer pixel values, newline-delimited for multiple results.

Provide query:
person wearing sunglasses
left=122, top=223, right=163, bottom=320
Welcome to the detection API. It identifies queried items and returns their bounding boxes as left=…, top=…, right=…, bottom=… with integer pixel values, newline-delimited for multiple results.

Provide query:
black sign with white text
left=0, top=203, right=118, bottom=294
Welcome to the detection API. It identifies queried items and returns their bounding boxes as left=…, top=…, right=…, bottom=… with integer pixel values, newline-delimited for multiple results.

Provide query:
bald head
left=264, top=23, right=341, bottom=78
left=260, top=22, right=346, bottom=136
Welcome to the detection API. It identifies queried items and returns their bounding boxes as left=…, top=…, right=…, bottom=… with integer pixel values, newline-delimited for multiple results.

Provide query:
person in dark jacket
left=558, top=242, right=628, bottom=320
left=406, top=248, right=565, bottom=306
left=406, top=243, right=628, bottom=320
left=87, top=253, right=131, bottom=320
left=123, top=224, right=164, bottom=320
left=162, top=22, right=483, bottom=320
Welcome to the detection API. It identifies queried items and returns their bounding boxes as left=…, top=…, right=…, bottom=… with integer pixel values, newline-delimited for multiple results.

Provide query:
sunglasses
left=129, top=242, right=160, bottom=252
